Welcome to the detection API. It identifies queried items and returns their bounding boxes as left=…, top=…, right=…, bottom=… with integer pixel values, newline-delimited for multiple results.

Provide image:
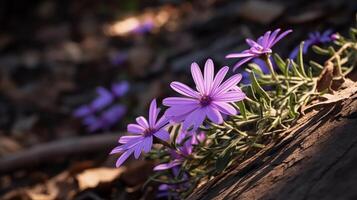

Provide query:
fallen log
left=0, top=133, right=120, bottom=174
left=188, top=83, right=357, bottom=200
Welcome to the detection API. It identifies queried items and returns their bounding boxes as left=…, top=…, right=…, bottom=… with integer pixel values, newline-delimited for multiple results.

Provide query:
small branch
left=0, top=133, right=120, bottom=174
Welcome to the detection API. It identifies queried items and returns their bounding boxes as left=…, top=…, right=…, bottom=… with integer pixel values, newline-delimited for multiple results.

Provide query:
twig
left=0, top=133, right=120, bottom=174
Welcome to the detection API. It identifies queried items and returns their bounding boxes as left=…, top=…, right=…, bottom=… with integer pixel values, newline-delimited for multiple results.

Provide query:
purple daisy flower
left=84, top=105, right=126, bottom=132
left=289, top=30, right=335, bottom=59
left=163, top=59, right=246, bottom=131
left=226, top=29, right=292, bottom=71
left=110, top=99, right=170, bottom=167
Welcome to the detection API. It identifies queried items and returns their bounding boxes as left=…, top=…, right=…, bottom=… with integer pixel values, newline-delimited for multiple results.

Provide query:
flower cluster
left=107, top=27, right=349, bottom=198
left=111, top=58, right=246, bottom=167
left=74, top=81, right=129, bottom=132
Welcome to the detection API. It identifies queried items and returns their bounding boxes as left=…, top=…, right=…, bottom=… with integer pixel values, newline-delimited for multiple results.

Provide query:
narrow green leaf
left=312, top=45, right=330, bottom=55
left=297, top=42, right=307, bottom=77
left=236, top=101, right=247, bottom=120
left=290, top=60, right=304, bottom=78
left=248, top=63, right=264, bottom=76
left=273, top=53, right=286, bottom=74
left=309, top=60, right=324, bottom=70
left=249, top=72, right=271, bottom=104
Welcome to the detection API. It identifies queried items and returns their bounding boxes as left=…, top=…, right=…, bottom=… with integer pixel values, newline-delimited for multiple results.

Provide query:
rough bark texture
left=188, top=83, right=357, bottom=200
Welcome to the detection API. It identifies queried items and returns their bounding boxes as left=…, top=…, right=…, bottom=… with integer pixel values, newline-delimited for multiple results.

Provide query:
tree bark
left=188, top=82, right=357, bottom=200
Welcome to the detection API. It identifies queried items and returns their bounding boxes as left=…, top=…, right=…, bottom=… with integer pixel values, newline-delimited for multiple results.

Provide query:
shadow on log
left=188, top=83, right=357, bottom=200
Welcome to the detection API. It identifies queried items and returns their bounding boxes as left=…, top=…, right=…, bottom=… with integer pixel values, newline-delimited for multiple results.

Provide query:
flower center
left=200, top=95, right=212, bottom=107
left=143, top=128, right=155, bottom=137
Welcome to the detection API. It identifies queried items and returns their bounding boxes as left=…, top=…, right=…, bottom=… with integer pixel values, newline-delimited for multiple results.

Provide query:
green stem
left=263, top=54, right=279, bottom=81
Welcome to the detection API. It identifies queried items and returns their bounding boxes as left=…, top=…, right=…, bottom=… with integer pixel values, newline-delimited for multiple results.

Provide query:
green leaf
left=243, top=85, right=258, bottom=102
left=273, top=53, right=287, bottom=75
left=248, top=63, right=264, bottom=76
left=309, top=60, right=324, bottom=70
left=288, top=93, right=299, bottom=118
left=297, top=42, right=307, bottom=77
left=249, top=72, right=271, bottom=104
left=236, top=101, right=247, bottom=120
left=312, top=45, right=330, bottom=55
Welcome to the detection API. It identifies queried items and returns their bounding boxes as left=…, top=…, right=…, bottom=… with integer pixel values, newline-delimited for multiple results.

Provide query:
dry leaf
left=76, top=167, right=126, bottom=191
left=0, top=136, right=23, bottom=156
left=302, top=81, right=357, bottom=112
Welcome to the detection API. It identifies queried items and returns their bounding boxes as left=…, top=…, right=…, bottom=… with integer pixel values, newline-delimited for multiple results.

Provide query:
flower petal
left=225, top=50, right=255, bottom=58
left=154, top=160, right=182, bottom=171
left=163, top=97, right=199, bottom=106
left=214, top=74, right=242, bottom=96
left=127, top=124, right=145, bottom=134
left=134, top=142, right=143, bottom=159
left=262, top=30, right=271, bottom=48
left=154, top=130, right=170, bottom=142
left=149, top=99, right=158, bottom=127
left=110, top=145, right=126, bottom=154
left=191, top=62, right=205, bottom=94
left=154, top=115, right=169, bottom=129
left=246, top=38, right=260, bottom=47
left=182, top=108, right=206, bottom=130
left=267, top=29, right=280, bottom=47
left=136, top=116, right=149, bottom=129
left=271, top=29, right=292, bottom=46
left=115, top=149, right=133, bottom=167
left=164, top=104, right=199, bottom=118
left=211, top=66, right=229, bottom=94
left=204, top=59, right=214, bottom=94
left=206, top=106, right=223, bottom=124
left=119, top=135, right=143, bottom=144
left=213, top=102, right=237, bottom=115
left=233, top=57, right=254, bottom=71
left=170, top=82, right=200, bottom=98
left=142, top=136, right=153, bottom=153
left=214, top=91, right=246, bottom=102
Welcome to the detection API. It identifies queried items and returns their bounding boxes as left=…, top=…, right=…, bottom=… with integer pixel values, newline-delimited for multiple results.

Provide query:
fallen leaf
left=0, top=136, right=23, bottom=156
left=302, top=81, right=357, bottom=113
left=76, top=167, right=126, bottom=191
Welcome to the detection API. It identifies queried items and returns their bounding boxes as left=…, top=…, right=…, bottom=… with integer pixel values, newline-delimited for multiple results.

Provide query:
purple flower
left=190, top=131, right=206, bottom=145
left=84, top=105, right=126, bottom=132
left=111, top=81, right=129, bottom=97
left=110, top=99, right=170, bottom=167
left=163, top=59, right=246, bottom=131
left=73, top=81, right=130, bottom=132
left=91, top=87, right=114, bottom=111
left=154, top=134, right=193, bottom=171
left=73, top=105, right=93, bottom=118
left=176, top=130, right=206, bottom=145
left=226, top=29, right=292, bottom=71
left=289, top=30, right=335, bottom=59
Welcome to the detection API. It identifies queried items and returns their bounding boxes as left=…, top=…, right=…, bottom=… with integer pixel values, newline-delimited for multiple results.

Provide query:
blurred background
left=0, top=0, right=356, bottom=199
